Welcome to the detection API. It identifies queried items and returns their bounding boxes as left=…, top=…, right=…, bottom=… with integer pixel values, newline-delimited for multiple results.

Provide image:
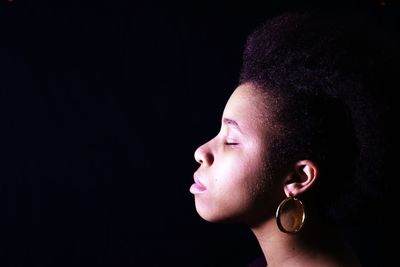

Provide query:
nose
left=194, top=140, right=214, bottom=166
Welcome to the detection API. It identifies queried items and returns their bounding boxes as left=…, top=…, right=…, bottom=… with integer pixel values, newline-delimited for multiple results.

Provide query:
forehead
left=222, top=83, right=271, bottom=133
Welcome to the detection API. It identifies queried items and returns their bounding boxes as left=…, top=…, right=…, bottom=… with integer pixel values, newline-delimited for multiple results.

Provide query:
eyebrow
left=223, top=118, right=243, bottom=133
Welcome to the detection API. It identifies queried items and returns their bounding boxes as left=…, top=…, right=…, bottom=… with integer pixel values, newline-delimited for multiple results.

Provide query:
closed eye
left=225, top=142, right=239, bottom=146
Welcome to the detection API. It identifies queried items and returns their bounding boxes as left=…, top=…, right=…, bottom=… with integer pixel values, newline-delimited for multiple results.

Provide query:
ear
left=283, top=160, right=319, bottom=197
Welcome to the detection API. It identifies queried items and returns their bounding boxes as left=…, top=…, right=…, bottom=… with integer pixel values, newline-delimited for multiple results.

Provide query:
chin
left=198, top=212, right=237, bottom=224
left=195, top=201, right=244, bottom=224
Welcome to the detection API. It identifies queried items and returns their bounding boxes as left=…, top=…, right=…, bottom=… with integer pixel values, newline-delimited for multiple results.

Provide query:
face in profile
left=191, top=83, right=285, bottom=224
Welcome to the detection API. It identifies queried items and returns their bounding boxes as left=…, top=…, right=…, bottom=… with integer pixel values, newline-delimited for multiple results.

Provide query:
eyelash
left=225, top=142, right=239, bottom=146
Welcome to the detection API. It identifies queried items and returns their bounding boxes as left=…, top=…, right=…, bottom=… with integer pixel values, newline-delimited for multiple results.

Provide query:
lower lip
left=190, top=183, right=207, bottom=194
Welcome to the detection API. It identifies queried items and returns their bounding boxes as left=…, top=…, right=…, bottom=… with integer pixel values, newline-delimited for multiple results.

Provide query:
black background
left=1, top=0, right=397, bottom=266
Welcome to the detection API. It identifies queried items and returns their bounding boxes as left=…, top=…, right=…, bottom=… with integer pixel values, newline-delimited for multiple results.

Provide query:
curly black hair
left=239, top=12, right=390, bottom=224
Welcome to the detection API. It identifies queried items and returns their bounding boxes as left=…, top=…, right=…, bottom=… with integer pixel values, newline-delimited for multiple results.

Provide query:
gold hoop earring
left=276, top=196, right=305, bottom=234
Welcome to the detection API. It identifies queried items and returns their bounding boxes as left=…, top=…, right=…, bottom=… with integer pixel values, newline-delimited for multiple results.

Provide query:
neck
left=249, top=216, right=361, bottom=267
left=250, top=219, right=304, bottom=267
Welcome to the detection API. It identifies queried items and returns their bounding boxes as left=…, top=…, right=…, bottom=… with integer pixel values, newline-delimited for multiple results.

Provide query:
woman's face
left=191, top=83, right=284, bottom=224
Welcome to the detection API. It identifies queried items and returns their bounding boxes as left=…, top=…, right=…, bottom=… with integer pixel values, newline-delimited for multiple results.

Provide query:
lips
left=189, top=174, right=207, bottom=194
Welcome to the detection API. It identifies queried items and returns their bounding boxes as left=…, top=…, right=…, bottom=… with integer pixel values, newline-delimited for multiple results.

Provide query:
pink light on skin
left=190, top=174, right=207, bottom=194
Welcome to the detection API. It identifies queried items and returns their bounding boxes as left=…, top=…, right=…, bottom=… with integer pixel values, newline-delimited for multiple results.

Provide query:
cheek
left=216, top=153, right=269, bottom=207
left=225, top=161, right=257, bottom=184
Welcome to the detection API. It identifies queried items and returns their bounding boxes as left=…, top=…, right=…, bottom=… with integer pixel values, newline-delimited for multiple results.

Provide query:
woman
left=190, top=12, right=387, bottom=267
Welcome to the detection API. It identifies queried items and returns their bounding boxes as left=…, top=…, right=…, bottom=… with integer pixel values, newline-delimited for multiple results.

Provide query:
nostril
left=205, top=153, right=214, bottom=165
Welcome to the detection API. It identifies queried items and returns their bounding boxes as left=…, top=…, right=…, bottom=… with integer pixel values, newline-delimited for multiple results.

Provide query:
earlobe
left=284, top=160, right=319, bottom=197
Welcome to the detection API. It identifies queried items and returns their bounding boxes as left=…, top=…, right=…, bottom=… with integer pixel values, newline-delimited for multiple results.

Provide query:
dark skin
left=192, top=83, right=361, bottom=267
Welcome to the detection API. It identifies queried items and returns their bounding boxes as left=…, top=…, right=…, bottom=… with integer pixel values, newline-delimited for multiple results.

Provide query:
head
left=192, top=12, right=385, bottom=227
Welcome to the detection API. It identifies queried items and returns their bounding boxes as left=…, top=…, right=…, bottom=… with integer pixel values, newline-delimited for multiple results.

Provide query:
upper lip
left=194, top=173, right=206, bottom=188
